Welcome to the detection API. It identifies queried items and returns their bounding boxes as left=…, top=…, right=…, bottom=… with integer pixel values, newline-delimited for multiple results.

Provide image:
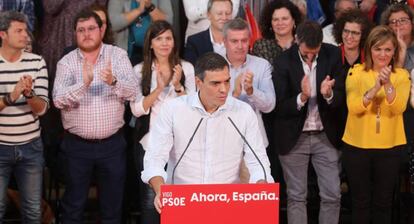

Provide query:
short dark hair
left=0, top=11, right=27, bottom=32
left=195, top=52, right=229, bottom=81
left=259, top=0, right=303, bottom=39
left=295, top=20, right=322, bottom=48
left=0, top=11, right=27, bottom=46
left=73, top=8, right=103, bottom=30
left=88, top=4, right=115, bottom=44
left=333, top=9, right=373, bottom=49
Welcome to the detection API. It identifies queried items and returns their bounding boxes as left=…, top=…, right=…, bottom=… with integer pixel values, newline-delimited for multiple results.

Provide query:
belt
left=302, top=130, right=322, bottom=135
left=65, top=129, right=122, bottom=143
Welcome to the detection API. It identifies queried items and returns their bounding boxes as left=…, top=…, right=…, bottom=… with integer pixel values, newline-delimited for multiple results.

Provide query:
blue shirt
left=225, top=54, right=276, bottom=147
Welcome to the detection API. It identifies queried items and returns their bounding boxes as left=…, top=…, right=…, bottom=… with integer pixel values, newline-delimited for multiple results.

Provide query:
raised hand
left=320, top=75, right=335, bottom=99
left=243, top=71, right=254, bottom=95
left=137, top=0, right=146, bottom=11
left=300, top=74, right=311, bottom=103
left=82, top=59, right=94, bottom=86
left=397, top=28, right=407, bottom=51
left=378, top=65, right=392, bottom=85
left=155, top=64, right=167, bottom=90
left=171, top=64, right=183, bottom=90
left=21, top=75, right=33, bottom=96
left=100, top=59, right=115, bottom=86
left=232, top=73, right=243, bottom=98
left=10, top=78, right=26, bottom=102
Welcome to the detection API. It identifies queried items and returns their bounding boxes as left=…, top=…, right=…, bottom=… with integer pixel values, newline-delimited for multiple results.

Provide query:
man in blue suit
left=184, top=0, right=233, bottom=65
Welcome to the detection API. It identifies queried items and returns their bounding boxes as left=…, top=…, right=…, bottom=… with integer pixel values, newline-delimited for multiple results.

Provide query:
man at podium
left=141, top=52, right=273, bottom=213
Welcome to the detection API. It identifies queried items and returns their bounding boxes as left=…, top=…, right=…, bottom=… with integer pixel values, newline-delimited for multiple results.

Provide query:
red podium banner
left=161, top=183, right=279, bottom=224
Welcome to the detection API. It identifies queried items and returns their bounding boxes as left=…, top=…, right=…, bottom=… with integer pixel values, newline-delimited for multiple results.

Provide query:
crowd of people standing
left=1, top=0, right=414, bottom=224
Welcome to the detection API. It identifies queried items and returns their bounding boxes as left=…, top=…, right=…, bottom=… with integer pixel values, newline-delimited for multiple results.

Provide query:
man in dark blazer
left=184, top=0, right=233, bottom=65
left=272, top=21, right=346, bottom=224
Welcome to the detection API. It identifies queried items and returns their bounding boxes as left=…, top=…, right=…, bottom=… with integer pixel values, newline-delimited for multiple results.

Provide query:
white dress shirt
left=209, top=28, right=226, bottom=56
left=130, top=60, right=196, bottom=149
left=296, top=52, right=325, bottom=131
left=225, top=54, right=276, bottom=147
left=141, top=93, right=273, bottom=184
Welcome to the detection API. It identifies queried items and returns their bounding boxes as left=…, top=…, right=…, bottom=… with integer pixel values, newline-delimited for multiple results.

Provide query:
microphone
left=227, top=117, right=267, bottom=182
left=171, top=118, right=204, bottom=184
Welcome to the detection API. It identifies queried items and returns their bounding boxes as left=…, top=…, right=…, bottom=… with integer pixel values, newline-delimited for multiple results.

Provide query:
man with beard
left=272, top=21, right=345, bottom=224
left=53, top=9, right=137, bottom=224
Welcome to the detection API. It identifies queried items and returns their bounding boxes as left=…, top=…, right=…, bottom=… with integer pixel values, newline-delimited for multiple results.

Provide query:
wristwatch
left=175, top=86, right=184, bottom=93
left=24, top=90, right=35, bottom=99
left=146, top=3, right=156, bottom=13
left=363, top=91, right=373, bottom=101
left=111, top=77, right=118, bottom=86
left=386, top=86, right=394, bottom=94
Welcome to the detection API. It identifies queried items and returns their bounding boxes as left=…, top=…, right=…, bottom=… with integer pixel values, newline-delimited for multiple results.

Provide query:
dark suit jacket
left=184, top=29, right=214, bottom=65
left=271, top=43, right=346, bottom=155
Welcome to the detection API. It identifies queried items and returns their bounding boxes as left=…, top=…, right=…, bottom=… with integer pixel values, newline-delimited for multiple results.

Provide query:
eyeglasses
left=76, top=26, right=99, bottom=34
left=343, top=29, right=361, bottom=37
left=388, top=17, right=411, bottom=26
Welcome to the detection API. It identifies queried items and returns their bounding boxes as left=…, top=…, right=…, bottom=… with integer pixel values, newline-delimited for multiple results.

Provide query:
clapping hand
left=244, top=71, right=254, bottom=95
left=100, top=59, right=116, bottom=86
left=21, top=75, right=33, bottom=97
left=300, top=74, right=311, bottom=103
left=378, top=65, right=392, bottom=85
left=320, top=75, right=335, bottom=99
left=155, top=63, right=168, bottom=91
left=171, top=64, right=183, bottom=90
left=82, top=59, right=94, bottom=86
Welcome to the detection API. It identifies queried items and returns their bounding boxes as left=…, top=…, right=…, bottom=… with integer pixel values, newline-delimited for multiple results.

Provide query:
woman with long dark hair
left=130, top=20, right=195, bottom=224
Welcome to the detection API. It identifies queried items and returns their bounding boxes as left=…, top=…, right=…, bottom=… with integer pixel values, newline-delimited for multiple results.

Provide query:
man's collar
left=190, top=92, right=230, bottom=115
left=0, top=47, right=23, bottom=63
left=209, top=27, right=224, bottom=45
left=77, top=43, right=105, bottom=60
left=297, top=50, right=319, bottom=65
left=224, top=54, right=250, bottom=69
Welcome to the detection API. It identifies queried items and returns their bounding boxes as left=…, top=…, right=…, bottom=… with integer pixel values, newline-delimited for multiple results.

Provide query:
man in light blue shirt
left=142, top=52, right=273, bottom=213
left=222, top=18, right=276, bottom=148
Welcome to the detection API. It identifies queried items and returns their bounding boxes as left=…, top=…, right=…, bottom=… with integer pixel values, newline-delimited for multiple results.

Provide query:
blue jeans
left=0, top=138, right=44, bottom=224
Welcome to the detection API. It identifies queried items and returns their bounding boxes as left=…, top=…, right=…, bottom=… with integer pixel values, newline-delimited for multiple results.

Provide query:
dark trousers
left=60, top=131, right=126, bottom=224
left=342, top=144, right=401, bottom=224
left=135, top=142, right=159, bottom=224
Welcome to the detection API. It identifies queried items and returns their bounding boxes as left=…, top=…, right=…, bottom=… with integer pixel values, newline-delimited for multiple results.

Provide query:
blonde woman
left=343, top=25, right=410, bottom=224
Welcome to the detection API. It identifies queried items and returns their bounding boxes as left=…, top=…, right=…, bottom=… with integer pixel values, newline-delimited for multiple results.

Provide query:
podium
left=161, top=183, right=279, bottom=224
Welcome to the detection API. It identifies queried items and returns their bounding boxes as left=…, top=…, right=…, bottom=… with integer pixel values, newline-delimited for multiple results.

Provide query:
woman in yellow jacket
left=343, top=26, right=411, bottom=224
